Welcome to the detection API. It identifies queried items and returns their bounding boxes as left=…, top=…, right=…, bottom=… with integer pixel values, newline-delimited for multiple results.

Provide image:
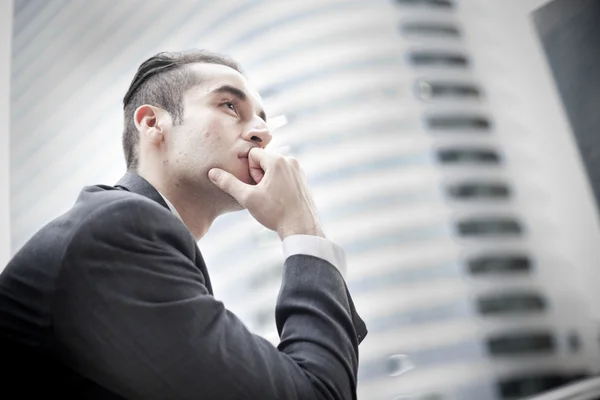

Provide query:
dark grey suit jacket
left=0, top=172, right=367, bottom=399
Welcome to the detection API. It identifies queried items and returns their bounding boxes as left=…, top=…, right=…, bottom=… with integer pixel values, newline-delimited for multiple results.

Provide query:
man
left=0, top=49, right=367, bottom=399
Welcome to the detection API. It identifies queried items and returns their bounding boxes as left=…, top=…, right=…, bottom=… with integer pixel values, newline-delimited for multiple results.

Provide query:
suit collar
left=114, top=171, right=170, bottom=212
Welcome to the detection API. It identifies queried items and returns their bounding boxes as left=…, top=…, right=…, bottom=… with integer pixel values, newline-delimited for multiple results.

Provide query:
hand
left=208, top=148, right=325, bottom=240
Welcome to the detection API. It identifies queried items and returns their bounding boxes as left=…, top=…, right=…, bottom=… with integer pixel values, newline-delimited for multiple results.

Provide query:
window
left=394, top=0, right=454, bottom=9
left=486, top=330, right=555, bottom=356
left=498, top=371, right=588, bottom=399
left=426, top=115, right=491, bottom=131
left=416, top=80, right=481, bottom=100
left=468, top=254, right=532, bottom=275
left=457, top=217, right=522, bottom=237
left=400, top=22, right=461, bottom=38
left=409, top=51, right=469, bottom=67
left=446, top=182, right=511, bottom=200
left=477, top=292, right=546, bottom=315
left=437, top=148, right=501, bottom=165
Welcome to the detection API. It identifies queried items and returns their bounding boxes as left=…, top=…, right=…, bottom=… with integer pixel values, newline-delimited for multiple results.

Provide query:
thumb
left=208, top=168, right=252, bottom=204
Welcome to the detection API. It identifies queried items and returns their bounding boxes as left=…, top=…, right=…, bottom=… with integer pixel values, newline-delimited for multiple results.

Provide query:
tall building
left=7, top=0, right=600, bottom=399
left=202, top=1, right=600, bottom=398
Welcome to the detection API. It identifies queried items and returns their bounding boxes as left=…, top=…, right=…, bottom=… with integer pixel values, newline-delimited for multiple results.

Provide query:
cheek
left=172, top=114, right=235, bottom=165
left=206, top=117, right=227, bottom=136
left=182, top=117, right=218, bottom=147
left=204, top=119, right=235, bottom=149
left=204, top=121, right=219, bottom=141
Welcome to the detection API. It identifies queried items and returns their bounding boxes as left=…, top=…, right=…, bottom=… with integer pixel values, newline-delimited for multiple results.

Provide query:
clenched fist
left=208, top=148, right=325, bottom=240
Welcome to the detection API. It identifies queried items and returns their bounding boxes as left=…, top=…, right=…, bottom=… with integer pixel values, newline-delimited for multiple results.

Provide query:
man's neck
left=137, top=169, right=217, bottom=241
left=156, top=191, right=184, bottom=221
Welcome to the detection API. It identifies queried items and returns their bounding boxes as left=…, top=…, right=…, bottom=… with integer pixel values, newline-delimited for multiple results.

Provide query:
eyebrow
left=212, top=84, right=267, bottom=122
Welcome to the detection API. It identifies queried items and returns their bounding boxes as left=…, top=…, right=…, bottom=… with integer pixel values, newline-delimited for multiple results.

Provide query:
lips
left=238, top=155, right=249, bottom=168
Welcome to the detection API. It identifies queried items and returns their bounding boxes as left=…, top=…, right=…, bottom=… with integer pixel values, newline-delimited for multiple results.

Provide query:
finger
left=247, top=147, right=281, bottom=171
left=249, top=160, right=264, bottom=184
left=248, top=153, right=266, bottom=184
left=208, top=168, right=252, bottom=205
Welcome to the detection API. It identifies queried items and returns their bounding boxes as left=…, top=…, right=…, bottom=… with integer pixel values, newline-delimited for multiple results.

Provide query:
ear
left=134, top=105, right=165, bottom=144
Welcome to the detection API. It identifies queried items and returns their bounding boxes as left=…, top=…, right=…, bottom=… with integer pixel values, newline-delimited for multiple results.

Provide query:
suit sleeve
left=53, top=197, right=366, bottom=400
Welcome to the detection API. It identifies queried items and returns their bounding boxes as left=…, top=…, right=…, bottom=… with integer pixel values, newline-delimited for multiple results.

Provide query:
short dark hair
left=122, top=49, right=243, bottom=171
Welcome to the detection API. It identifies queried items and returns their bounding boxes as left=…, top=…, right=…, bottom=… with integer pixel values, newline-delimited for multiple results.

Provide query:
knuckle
left=287, top=156, right=300, bottom=168
left=215, top=175, right=227, bottom=188
left=273, top=156, right=287, bottom=168
left=221, top=177, right=233, bottom=191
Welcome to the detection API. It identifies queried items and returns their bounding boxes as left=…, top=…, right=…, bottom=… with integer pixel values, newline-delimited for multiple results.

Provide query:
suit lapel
left=113, top=172, right=214, bottom=295
left=194, top=247, right=213, bottom=295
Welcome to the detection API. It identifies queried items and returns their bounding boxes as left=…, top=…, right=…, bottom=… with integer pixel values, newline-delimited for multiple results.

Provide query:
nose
left=243, top=119, right=272, bottom=148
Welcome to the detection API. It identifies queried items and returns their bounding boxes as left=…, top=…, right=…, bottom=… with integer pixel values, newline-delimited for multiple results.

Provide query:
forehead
left=185, top=62, right=263, bottom=104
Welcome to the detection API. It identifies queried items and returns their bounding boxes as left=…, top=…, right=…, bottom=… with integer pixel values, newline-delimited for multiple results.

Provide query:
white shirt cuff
left=282, top=234, right=347, bottom=277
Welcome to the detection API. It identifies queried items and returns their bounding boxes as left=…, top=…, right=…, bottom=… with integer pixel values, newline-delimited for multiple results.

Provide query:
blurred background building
left=3, top=0, right=600, bottom=399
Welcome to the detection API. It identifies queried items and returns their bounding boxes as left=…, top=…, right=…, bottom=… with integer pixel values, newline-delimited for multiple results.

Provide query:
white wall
left=0, top=0, right=13, bottom=270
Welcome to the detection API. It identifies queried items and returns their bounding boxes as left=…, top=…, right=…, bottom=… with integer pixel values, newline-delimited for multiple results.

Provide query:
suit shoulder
left=5, top=185, right=184, bottom=273
left=1, top=188, right=167, bottom=283
left=68, top=185, right=177, bottom=233
left=75, top=185, right=168, bottom=214
left=65, top=186, right=196, bottom=258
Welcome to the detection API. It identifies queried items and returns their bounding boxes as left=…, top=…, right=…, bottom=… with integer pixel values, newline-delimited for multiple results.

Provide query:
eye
left=222, top=101, right=238, bottom=115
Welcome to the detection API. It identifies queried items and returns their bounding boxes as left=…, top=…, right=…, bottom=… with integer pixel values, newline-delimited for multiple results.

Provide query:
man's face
left=165, top=63, right=271, bottom=209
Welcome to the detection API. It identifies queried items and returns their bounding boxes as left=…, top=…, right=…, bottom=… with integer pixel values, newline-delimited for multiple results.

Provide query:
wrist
left=277, top=224, right=325, bottom=240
